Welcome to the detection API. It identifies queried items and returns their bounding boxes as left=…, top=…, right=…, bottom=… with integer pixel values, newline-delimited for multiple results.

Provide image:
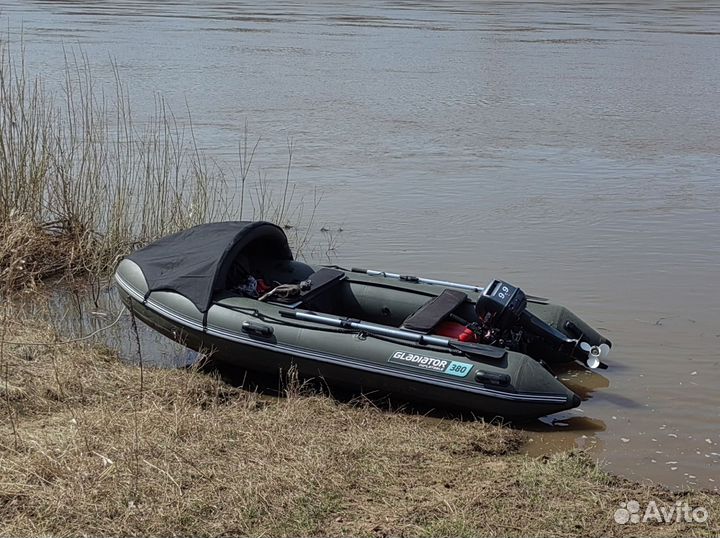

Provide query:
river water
left=4, top=0, right=719, bottom=492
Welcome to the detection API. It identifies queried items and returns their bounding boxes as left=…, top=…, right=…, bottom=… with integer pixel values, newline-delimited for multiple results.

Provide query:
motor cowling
left=475, top=279, right=527, bottom=331
left=475, top=280, right=610, bottom=368
left=475, top=279, right=608, bottom=368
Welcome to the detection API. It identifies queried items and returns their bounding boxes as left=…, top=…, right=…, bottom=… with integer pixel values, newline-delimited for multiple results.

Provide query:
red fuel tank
left=433, top=321, right=479, bottom=342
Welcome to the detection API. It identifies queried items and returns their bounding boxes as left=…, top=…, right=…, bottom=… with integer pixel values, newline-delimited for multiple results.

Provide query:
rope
left=1, top=307, right=126, bottom=346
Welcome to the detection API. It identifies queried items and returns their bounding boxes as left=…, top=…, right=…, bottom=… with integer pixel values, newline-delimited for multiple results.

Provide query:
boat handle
left=475, top=371, right=511, bottom=387
left=241, top=321, right=274, bottom=338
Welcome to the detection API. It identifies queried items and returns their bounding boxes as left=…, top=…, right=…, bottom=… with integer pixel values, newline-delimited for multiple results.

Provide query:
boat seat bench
left=274, top=267, right=346, bottom=307
left=401, top=288, right=467, bottom=333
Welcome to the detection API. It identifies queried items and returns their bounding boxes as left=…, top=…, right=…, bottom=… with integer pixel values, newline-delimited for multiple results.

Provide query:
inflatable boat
left=114, top=221, right=612, bottom=420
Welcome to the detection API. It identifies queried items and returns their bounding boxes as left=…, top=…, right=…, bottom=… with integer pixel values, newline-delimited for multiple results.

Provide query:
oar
left=350, top=268, right=549, bottom=303
left=279, top=310, right=507, bottom=361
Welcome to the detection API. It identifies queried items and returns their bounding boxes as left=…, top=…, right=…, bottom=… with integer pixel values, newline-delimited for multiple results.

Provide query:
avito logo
left=614, top=500, right=708, bottom=525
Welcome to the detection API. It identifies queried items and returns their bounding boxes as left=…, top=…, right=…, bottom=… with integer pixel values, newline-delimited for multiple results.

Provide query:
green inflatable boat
left=114, top=221, right=612, bottom=420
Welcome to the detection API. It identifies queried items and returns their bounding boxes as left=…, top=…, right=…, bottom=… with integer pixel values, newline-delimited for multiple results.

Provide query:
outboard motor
left=475, top=279, right=609, bottom=369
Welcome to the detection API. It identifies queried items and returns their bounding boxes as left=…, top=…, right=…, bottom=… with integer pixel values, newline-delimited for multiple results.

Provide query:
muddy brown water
left=5, top=1, right=719, bottom=491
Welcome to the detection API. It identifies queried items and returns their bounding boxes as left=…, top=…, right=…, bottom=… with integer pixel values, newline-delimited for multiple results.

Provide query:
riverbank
left=1, top=308, right=717, bottom=537
left=1, top=26, right=718, bottom=537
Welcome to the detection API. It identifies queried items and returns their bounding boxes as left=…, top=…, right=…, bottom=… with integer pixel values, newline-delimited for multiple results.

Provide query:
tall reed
left=0, top=40, right=317, bottom=288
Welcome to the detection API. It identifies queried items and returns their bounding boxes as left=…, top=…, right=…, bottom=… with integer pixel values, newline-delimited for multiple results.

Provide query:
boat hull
left=115, top=259, right=582, bottom=420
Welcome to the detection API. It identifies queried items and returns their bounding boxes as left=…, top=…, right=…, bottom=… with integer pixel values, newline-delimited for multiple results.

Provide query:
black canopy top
left=128, top=221, right=292, bottom=313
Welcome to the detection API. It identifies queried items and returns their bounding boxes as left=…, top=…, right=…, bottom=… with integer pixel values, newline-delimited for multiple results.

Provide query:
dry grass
left=0, top=214, right=82, bottom=288
left=0, top=40, right=320, bottom=290
left=0, top=42, right=232, bottom=283
left=1, top=311, right=718, bottom=537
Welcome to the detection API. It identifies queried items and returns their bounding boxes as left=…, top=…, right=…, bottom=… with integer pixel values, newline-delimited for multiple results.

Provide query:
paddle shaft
left=351, top=268, right=484, bottom=293
left=350, top=268, right=549, bottom=303
left=284, top=310, right=452, bottom=346
left=280, top=310, right=506, bottom=360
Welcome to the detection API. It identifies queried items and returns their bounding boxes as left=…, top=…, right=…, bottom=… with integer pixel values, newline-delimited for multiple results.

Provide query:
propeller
left=580, top=341, right=610, bottom=369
